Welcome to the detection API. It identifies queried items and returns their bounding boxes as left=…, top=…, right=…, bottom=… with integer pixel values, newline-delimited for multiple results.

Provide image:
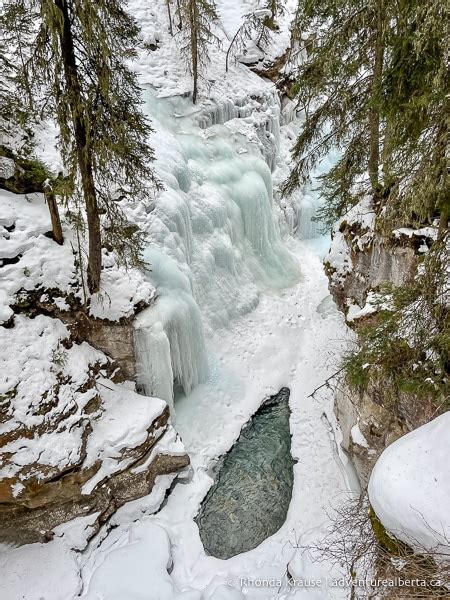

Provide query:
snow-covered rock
left=324, top=197, right=419, bottom=313
left=0, top=156, right=16, bottom=180
left=0, top=188, right=155, bottom=324
left=368, top=412, right=450, bottom=558
left=0, top=312, right=189, bottom=544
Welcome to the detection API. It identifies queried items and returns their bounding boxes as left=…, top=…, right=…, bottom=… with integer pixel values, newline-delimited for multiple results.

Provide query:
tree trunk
left=368, top=0, right=384, bottom=195
left=54, top=0, right=101, bottom=293
left=438, top=207, right=448, bottom=237
left=44, top=186, right=63, bottom=245
left=176, top=0, right=182, bottom=29
left=190, top=0, right=198, bottom=103
left=166, top=0, right=173, bottom=36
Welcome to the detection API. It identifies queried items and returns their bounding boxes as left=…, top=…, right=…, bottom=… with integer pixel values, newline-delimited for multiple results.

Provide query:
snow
left=0, top=187, right=155, bottom=323
left=0, top=314, right=102, bottom=481
left=326, top=231, right=353, bottom=283
left=345, top=291, right=390, bottom=322
left=350, top=423, right=369, bottom=449
left=0, top=189, right=77, bottom=323
left=88, top=260, right=156, bottom=321
left=0, top=537, right=82, bottom=600
left=393, top=226, right=438, bottom=241
left=81, top=380, right=167, bottom=495
left=339, top=196, right=376, bottom=232
left=83, top=521, right=176, bottom=600
left=368, top=412, right=450, bottom=558
left=325, top=197, right=376, bottom=286
left=129, top=0, right=297, bottom=105
left=0, top=514, right=99, bottom=600
left=0, top=309, right=177, bottom=511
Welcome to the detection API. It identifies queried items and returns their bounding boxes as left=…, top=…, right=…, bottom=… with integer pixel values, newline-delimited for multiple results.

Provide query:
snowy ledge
left=0, top=188, right=155, bottom=325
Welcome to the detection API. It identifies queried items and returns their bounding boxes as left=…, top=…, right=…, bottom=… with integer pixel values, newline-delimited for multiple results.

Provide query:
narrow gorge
left=0, top=1, right=448, bottom=599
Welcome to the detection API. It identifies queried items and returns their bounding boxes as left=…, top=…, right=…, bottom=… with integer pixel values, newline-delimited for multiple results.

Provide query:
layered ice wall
left=134, top=249, right=208, bottom=412
left=196, top=93, right=281, bottom=172
left=133, top=91, right=297, bottom=409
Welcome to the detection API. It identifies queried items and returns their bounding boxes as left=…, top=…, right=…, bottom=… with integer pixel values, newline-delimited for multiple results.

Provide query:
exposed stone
left=335, top=379, right=440, bottom=487
left=11, top=288, right=140, bottom=380
left=327, top=224, right=440, bottom=485
left=0, top=146, right=48, bottom=194
left=0, top=452, right=189, bottom=545
left=0, top=156, right=16, bottom=180
left=62, top=309, right=137, bottom=380
left=328, top=232, right=418, bottom=313
left=335, top=384, right=406, bottom=486
left=0, top=403, right=189, bottom=545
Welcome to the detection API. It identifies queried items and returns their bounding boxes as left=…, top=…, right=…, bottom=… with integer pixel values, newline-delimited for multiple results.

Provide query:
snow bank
left=0, top=189, right=76, bottom=323
left=0, top=514, right=99, bottom=600
left=83, top=521, right=175, bottom=600
left=368, top=412, right=450, bottom=557
left=0, top=538, right=82, bottom=600
left=0, top=314, right=104, bottom=482
left=81, top=380, right=167, bottom=494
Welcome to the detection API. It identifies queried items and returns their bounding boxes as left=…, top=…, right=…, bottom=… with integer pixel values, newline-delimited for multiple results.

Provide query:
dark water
left=195, top=388, right=294, bottom=559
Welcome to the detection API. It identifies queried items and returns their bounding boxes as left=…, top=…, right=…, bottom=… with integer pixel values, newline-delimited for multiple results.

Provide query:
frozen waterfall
left=134, top=249, right=208, bottom=413
left=133, top=91, right=298, bottom=410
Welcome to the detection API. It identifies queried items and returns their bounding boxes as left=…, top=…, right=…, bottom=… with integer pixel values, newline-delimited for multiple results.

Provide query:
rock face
left=62, top=310, right=138, bottom=380
left=330, top=234, right=417, bottom=312
left=324, top=199, right=421, bottom=314
left=12, top=292, right=140, bottom=381
left=324, top=199, right=439, bottom=485
left=0, top=314, right=189, bottom=545
left=335, top=381, right=439, bottom=487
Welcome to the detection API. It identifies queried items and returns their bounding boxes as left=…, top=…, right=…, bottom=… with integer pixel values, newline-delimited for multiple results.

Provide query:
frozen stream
left=79, top=92, right=359, bottom=599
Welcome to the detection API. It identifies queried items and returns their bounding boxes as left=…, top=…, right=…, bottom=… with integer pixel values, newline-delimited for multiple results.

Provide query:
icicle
left=133, top=249, right=208, bottom=412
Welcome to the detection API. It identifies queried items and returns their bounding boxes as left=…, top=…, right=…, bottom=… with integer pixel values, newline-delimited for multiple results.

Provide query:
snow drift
left=368, top=412, right=450, bottom=558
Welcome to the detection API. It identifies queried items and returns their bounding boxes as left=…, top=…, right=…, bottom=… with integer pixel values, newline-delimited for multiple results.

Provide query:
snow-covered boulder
left=368, top=412, right=450, bottom=557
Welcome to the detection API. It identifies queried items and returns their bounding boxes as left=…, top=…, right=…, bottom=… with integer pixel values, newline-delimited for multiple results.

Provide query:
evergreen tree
left=177, top=0, right=219, bottom=103
left=1, top=0, right=158, bottom=293
left=263, top=0, right=285, bottom=29
left=226, top=8, right=275, bottom=72
left=284, top=0, right=447, bottom=232
left=283, top=0, right=389, bottom=227
left=0, top=1, right=35, bottom=137
left=378, top=0, right=448, bottom=231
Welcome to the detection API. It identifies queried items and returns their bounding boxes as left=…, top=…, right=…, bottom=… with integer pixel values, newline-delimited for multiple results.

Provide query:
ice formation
left=133, top=92, right=298, bottom=409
